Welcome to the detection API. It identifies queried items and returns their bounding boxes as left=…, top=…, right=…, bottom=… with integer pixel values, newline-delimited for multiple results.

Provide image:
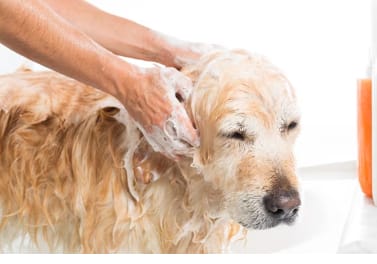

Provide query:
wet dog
left=0, top=50, right=300, bottom=253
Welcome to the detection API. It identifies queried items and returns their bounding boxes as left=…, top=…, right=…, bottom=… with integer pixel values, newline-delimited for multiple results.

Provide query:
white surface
left=232, top=162, right=358, bottom=253
left=0, top=0, right=371, bottom=167
left=338, top=186, right=377, bottom=253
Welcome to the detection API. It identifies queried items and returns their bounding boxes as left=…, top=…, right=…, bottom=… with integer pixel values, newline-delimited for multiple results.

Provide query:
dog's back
left=0, top=71, right=135, bottom=252
left=0, top=70, right=241, bottom=253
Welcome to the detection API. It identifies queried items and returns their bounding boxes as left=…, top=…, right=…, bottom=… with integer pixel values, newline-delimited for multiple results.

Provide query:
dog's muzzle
left=234, top=188, right=300, bottom=230
left=262, top=189, right=300, bottom=225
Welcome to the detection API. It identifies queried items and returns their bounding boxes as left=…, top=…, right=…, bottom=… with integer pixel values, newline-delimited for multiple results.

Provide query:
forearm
left=0, top=0, right=136, bottom=102
left=44, top=0, right=199, bottom=69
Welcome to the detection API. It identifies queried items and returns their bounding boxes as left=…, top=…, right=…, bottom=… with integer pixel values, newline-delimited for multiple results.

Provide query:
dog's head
left=183, top=50, right=301, bottom=230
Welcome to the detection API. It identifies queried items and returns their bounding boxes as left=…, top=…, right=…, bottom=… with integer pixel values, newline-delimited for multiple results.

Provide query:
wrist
left=99, top=53, right=142, bottom=106
left=150, top=31, right=202, bottom=69
left=147, top=30, right=178, bottom=68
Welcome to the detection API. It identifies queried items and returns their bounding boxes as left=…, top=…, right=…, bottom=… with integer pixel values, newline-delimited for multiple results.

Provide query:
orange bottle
left=357, top=78, right=372, bottom=198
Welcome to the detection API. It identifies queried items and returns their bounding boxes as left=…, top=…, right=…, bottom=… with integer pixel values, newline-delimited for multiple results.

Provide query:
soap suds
left=133, top=66, right=199, bottom=159
left=153, top=30, right=224, bottom=67
left=96, top=97, right=143, bottom=201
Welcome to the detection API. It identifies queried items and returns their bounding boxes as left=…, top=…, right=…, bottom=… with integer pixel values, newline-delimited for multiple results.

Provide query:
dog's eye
left=287, top=121, right=298, bottom=131
left=227, top=131, right=245, bottom=140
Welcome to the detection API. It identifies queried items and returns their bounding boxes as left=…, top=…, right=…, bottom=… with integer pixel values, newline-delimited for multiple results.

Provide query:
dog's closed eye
left=287, top=121, right=298, bottom=131
left=281, top=121, right=299, bottom=134
left=222, top=128, right=256, bottom=143
left=226, top=131, right=245, bottom=140
left=220, top=121, right=257, bottom=143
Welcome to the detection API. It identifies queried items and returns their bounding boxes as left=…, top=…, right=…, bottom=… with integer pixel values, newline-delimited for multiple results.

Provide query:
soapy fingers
left=124, top=66, right=199, bottom=159
left=152, top=31, right=223, bottom=69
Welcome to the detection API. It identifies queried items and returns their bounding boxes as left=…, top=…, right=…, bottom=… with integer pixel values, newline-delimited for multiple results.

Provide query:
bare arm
left=0, top=0, right=133, bottom=100
left=0, top=0, right=198, bottom=158
left=44, top=0, right=205, bottom=69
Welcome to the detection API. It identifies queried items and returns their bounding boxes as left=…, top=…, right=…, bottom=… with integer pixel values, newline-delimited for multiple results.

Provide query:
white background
left=0, top=0, right=371, bottom=167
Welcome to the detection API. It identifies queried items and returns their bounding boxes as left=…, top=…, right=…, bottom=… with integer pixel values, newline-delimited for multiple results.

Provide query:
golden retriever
left=0, top=50, right=301, bottom=253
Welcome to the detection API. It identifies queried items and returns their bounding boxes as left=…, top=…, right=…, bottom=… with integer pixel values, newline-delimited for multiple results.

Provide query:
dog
left=0, top=50, right=301, bottom=253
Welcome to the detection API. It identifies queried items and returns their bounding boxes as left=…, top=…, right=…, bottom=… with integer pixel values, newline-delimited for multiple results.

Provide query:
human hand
left=124, top=66, right=199, bottom=159
left=172, top=41, right=223, bottom=69
left=152, top=31, right=223, bottom=70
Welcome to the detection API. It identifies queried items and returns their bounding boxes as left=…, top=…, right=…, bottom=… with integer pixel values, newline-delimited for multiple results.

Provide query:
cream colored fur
left=0, top=50, right=300, bottom=253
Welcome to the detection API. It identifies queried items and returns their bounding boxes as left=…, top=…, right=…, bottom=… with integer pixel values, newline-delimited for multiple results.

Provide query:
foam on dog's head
left=182, top=50, right=301, bottom=229
left=183, top=50, right=296, bottom=166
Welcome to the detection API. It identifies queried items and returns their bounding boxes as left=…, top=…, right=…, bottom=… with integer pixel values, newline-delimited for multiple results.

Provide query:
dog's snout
left=263, top=190, right=300, bottom=222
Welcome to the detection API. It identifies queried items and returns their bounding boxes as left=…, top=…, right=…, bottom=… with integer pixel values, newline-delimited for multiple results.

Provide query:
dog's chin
left=237, top=213, right=299, bottom=230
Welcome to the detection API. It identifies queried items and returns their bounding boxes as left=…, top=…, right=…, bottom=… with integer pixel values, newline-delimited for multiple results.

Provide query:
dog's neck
left=130, top=143, right=235, bottom=253
left=125, top=87, right=241, bottom=252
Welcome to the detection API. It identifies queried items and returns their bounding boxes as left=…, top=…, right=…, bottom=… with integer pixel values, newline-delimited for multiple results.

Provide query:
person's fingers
left=168, top=103, right=199, bottom=148
left=140, top=116, right=192, bottom=158
left=161, top=67, right=192, bottom=102
left=141, top=125, right=179, bottom=160
left=137, top=66, right=199, bottom=159
left=173, top=74, right=192, bottom=103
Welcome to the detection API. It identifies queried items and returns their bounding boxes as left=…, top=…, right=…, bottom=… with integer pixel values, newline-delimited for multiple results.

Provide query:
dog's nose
left=263, top=190, right=300, bottom=221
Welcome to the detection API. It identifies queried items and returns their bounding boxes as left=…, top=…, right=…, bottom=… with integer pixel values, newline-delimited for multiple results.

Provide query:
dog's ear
left=189, top=85, right=218, bottom=166
left=181, top=52, right=225, bottom=166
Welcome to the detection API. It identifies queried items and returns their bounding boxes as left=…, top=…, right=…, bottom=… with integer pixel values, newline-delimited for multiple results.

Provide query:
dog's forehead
left=207, top=53, right=299, bottom=128
left=190, top=51, right=299, bottom=129
left=205, top=52, right=294, bottom=98
left=192, top=51, right=288, bottom=90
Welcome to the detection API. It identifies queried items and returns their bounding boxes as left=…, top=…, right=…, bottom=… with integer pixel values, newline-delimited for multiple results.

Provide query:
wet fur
left=0, top=50, right=299, bottom=253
